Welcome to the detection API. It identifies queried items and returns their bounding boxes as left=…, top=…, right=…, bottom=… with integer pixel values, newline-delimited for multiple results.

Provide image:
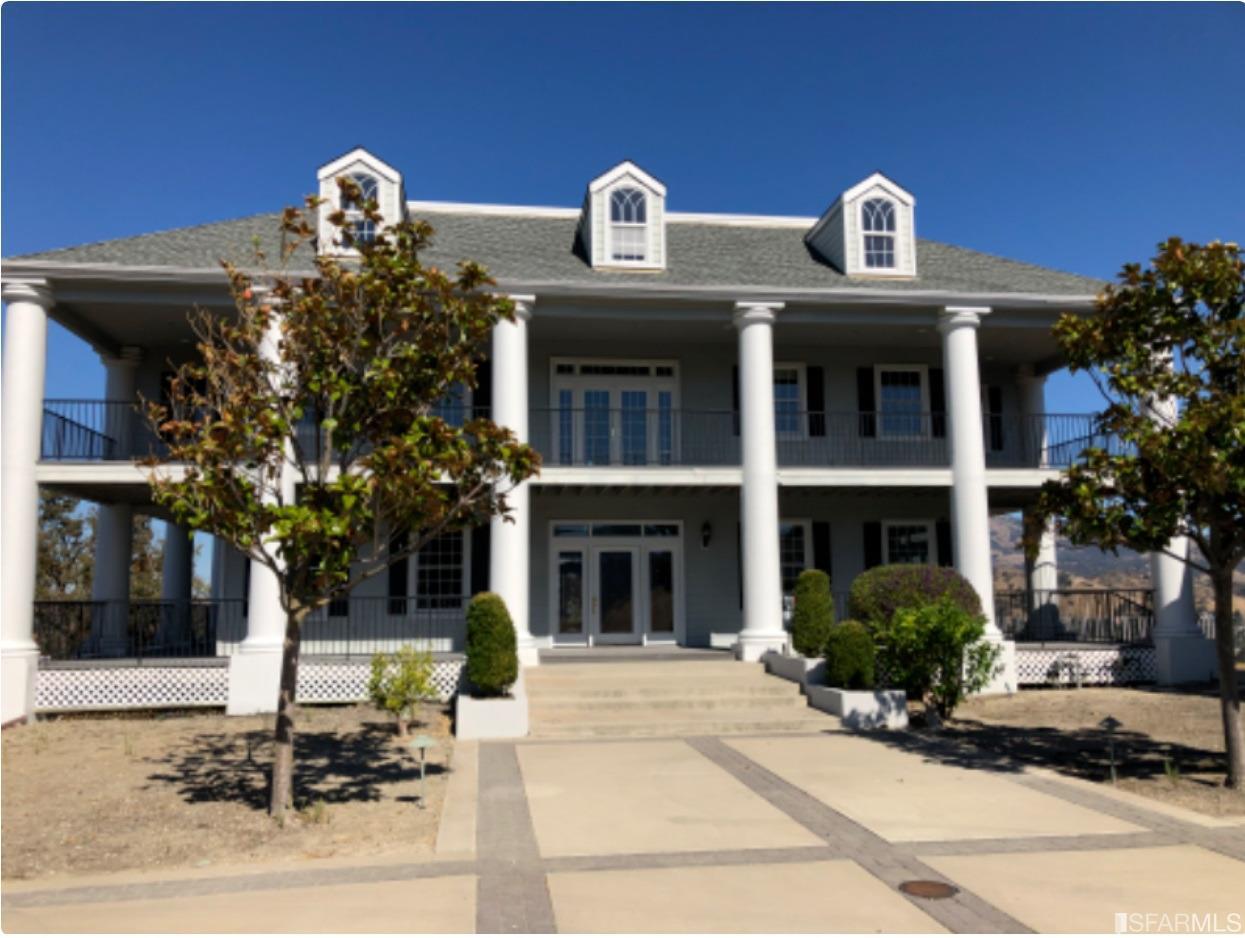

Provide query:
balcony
left=42, top=399, right=1122, bottom=470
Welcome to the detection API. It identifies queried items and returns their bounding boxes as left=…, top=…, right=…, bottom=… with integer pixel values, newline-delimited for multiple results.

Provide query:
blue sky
left=4, top=1, right=1243, bottom=412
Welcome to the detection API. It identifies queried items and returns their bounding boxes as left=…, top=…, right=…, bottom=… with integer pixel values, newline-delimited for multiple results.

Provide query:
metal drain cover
left=899, top=879, right=959, bottom=900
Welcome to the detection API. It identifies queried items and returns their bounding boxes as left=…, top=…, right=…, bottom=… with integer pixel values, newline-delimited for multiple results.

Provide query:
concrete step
left=522, top=679, right=799, bottom=699
left=530, top=692, right=808, bottom=714
left=527, top=661, right=767, bottom=679
left=528, top=711, right=840, bottom=740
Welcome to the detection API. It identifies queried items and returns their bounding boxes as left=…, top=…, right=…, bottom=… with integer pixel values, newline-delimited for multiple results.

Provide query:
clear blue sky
left=4, top=1, right=1244, bottom=413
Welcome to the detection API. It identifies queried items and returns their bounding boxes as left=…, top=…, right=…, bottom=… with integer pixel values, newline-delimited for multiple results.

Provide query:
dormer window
left=316, top=148, right=404, bottom=257
left=343, top=173, right=379, bottom=244
left=609, top=187, right=648, bottom=262
left=861, top=198, right=896, bottom=269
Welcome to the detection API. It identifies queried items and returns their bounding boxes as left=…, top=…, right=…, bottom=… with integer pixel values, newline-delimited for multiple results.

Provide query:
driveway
left=5, top=729, right=1245, bottom=933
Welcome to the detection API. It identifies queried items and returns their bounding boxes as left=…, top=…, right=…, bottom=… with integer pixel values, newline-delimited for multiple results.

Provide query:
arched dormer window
left=861, top=198, right=896, bottom=269
left=609, top=187, right=648, bottom=262
left=343, top=172, right=380, bottom=244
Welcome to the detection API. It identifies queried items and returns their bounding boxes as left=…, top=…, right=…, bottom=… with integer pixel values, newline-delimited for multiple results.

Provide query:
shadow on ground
left=144, top=721, right=447, bottom=810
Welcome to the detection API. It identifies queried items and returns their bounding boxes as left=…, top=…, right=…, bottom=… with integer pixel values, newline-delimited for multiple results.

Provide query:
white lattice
left=36, top=664, right=229, bottom=711
left=297, top=658, right=464, bottom=703
left=1015, top=646, right=1156, bottom=686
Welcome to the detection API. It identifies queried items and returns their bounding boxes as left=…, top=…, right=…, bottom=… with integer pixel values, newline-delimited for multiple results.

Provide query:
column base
left=1154, top=634, right=1218, bottom=686
left=734, top=632, right=788, bottom=663
left=225, top=644, right=284, bottom=715
left=977, top=638, right=1017, bottom=696
left=517, top=640, right=541, bottom=668
left=1, top=645, right=39, bottom=725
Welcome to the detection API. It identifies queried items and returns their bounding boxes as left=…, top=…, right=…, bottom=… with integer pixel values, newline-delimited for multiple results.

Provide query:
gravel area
left=1, top=703, right=453, bottom=880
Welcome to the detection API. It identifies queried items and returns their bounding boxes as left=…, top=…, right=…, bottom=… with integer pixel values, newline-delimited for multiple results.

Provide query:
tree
left=145, top=181, right=540, bottom=817
left=1029, top=238, right=1244, bottom=787
left=129, top=516, right=164, bottom=599
left=36, top=493, right=93, bottom=600
left=367, top=646, right=435, bottom=738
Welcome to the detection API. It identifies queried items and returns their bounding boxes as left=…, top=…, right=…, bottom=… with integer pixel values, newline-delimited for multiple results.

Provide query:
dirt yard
left=1, top=703, right=453, bottom=881
left=948, top=687, right=1245, bottom=817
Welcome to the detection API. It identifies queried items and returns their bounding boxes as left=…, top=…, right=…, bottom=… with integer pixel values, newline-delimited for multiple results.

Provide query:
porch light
left=407, top=734, right=439, bottom=809
left=701, top=522, right=712, bottom=548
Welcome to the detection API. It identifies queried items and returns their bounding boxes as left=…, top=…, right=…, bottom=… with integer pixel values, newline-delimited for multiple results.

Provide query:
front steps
left=525, top=660, right=840, bottom=739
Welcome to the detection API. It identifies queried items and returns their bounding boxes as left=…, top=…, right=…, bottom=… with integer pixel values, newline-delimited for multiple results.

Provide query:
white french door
left=550, top=359, right=679, bottom=466
left=590, top=546, right=639, bottom=644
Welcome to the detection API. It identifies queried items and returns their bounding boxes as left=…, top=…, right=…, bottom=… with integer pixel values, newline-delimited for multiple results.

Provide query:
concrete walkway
left=5, top=729, right=1245, bottom=933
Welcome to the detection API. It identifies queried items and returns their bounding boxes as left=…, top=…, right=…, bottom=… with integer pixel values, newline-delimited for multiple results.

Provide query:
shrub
left=368, top=645, right=435, bottom=737
left=848, top=564, right=981, bottom=628
left=791, top=569, right=834, bottom=657
left=823, top=620, right=875, bottom=690
left=872, top=596, right=999, bottom=718
left=465, top=592, right=518, bottom=697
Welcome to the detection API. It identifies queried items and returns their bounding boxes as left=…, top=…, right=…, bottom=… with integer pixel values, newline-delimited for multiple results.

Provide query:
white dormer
left=805, top=172, right=917, bottom=278
left=316, top=147, right=405, bottom=254
left=577, top=161, right=667, bottom=270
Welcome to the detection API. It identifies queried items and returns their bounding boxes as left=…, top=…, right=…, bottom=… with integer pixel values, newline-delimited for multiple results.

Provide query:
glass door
left=554, top=548, right=586, bottom=641
left=591, top=547, right=638, bottom=643
left=645, top=548, right=676, bottom=640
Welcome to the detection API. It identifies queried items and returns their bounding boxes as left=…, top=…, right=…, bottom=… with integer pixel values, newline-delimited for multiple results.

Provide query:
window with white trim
left=416, top=530, right=465, bottom=610
left=876, top=366, right=928, bottom=437
left=883, top=521, right=933, bottom=565
left=609, top=187, right=648, bottom=262
left=861, top=198, right=896, bottom=269
left=778, top=521, right=811, bottom=594
left=773, top=366, right=804, bottom=436
left=343, top=172, right=379, bottom=245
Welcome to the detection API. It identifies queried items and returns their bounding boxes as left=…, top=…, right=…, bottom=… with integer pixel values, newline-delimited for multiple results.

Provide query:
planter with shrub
left=455, top=592, right=529, bottom=739
left=805, top=620, right=907, bottom=730
left=764, top=569, right=833, bottom=687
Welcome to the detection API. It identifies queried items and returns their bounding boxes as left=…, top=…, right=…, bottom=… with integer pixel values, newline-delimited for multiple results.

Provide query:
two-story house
left=1, top=148, right=1212, bottom=724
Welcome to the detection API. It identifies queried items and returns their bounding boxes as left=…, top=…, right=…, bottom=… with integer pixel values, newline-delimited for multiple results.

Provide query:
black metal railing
left=41, top=400, right=166, bottom=461
left=994, top=588, right=1155, bottom=644
left=33, top=599, right=247, bottom=660
left=301, top=595, right=468, bottom=657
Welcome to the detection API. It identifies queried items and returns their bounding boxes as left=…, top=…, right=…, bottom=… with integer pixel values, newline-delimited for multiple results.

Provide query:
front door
left=591, top=547, right=638, bottom=644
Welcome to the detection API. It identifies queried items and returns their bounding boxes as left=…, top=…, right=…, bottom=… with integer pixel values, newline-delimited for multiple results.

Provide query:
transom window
left=877, top=366, right=927, bottom=437
left=609, top=187, right=648, bottom=262
left=861, top=198, right=896, bottom=269
left=883, top=521, right=933, bottom=565
left=342, top=172, right=379, bottom=245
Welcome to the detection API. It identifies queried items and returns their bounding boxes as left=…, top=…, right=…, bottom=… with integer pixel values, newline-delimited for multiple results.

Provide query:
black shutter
left=930, top=367, right=947, bottom=439
left=470, top=524, right=490, bottom=597
left=856, top=367, right=876, bottom=438
left=736, top=522, right=743, bottom=609
left=474, top=358, right=492, bottom=419
left=806, top=366, right=826, bottom=437
left=936, top=520, right=953, bottom=568
left=863, top=521, right=882, bottom=570
left=328, top=592, right=348, bottom=618
left=812, top=521, right=832, bottom=582
left=731, top=366, right=741, bottom=436
left=988, top=386, right=1004, bottom=451
left=388, top=529, right=409, bottom=615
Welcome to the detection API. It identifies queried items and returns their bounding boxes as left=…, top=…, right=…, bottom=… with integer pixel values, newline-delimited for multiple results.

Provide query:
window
left=883, top=521, right=933, bottom=565
left=343, top=172, right=379, bottom=245
left=778, top=521, right=810, bottom=594
left=609, top=187, right=647, bottom=262
left=877, top=367, right=927, bottom=437
left=416, top=530, right=465, bottom=609
left=432, top=382, right=471, bottom=426
left=773, top=367, right=804, bottom=436
left=861, top=198, right=896, bottom=269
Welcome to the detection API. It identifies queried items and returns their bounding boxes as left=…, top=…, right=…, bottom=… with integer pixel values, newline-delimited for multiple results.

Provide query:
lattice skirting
left=36, top=657, right=465, bottom=712
left=1015, top=646, right=1156, bottom=686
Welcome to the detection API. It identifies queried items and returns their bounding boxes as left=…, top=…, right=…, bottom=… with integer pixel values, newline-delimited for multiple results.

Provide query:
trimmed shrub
left=791, top=569, right=834, bottom=657
left=367, top=645, right=434, bottom=737
left=823, top=620, right=875, bottom=690
left=465, top=592, right=518, bottom=697
left=848, top=564, right=981, bottom=628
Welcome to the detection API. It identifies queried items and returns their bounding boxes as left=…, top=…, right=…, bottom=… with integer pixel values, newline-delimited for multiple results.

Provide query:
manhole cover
left=899, top=879, right=959, bottom=900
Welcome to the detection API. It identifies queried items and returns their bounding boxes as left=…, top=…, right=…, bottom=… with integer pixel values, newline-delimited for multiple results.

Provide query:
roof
left=4, top=204, right=1106, bottom=298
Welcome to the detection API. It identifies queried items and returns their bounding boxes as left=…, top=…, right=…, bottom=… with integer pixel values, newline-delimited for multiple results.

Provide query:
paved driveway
left=6, top=730, right=1245, bottom=933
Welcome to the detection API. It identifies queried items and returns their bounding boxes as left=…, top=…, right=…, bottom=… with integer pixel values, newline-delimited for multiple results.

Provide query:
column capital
left=508, top=294, right=536, bottom=321
left=1, top=279, right=52, bottom=306
left=732, top=300, right=784, bottom=328
left=938, top=306, right=991, bottom=333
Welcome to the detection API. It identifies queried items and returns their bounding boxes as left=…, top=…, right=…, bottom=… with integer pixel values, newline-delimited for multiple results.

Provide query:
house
left=0, top=148, right=1216, bottom=724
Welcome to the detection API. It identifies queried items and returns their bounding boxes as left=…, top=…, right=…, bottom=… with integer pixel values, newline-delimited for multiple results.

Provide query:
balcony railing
left=994, top=588, right=1155, bottom=644
left=43, top=399, right=1121, bottom=470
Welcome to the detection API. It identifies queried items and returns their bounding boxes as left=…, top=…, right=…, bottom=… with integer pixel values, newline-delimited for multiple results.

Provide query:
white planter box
left=455, top=669, right=528, bottom=740
left=762, top=651, right=825, bottom=689
left=806, top=685, right=908, bottom=730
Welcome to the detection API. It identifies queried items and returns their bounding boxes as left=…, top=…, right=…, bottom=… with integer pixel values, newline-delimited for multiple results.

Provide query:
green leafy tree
left=791, top=569, right=834, bottom=657
left=145, top=181, right=540, bottom=817
left=368, top=646, right=435, bottom=738
left=36, top=493, right=93, bottom=600
left=1029, top=238, right=1244, bottom=788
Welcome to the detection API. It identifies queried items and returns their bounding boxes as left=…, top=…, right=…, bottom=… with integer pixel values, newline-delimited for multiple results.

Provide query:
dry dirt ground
left=1, top=703, right=453, bottom=881
left=944, top=686, right=1245, bottom=817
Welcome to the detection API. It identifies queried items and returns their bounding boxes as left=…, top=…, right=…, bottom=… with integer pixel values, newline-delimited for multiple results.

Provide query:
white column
left=733, top=301, right=786, bottom=662
left=102, top=346, right=142, bottom=456
left=227, top=308, right=292, bottom=713
left=490, top=295, right=537, bottom=665
left=160, top=522, right=194, bottom=645
left=1016, top=365, right=1049, bottom=468
left=1024, top=509, right=1059, bottom=637
left=1, top=280, right=51, bottom=723
left=1146, top=393, right=1216, bottom=683
left=939, top=306, right=1015, bottom=692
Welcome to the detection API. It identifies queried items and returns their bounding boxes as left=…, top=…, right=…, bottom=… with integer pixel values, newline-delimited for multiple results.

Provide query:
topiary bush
left=848, top=564, right=981, bottom=629
left=823, top=620, right=875, bottom=690
left=791, top=569, right=834, bottom=657
left=465, top=592, right=518, bottom=697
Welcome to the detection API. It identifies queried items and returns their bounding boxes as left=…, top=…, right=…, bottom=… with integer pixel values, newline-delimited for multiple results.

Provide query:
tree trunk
left=269, top=610, right=305, bottom=818
left=1212, top=568, right=1244, bottom=789
left=396, top=715, right=409, bottom=738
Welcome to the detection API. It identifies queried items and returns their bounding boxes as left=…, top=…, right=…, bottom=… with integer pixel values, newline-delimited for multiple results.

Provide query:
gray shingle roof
left=6, top=207, right=1105, bottom=297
